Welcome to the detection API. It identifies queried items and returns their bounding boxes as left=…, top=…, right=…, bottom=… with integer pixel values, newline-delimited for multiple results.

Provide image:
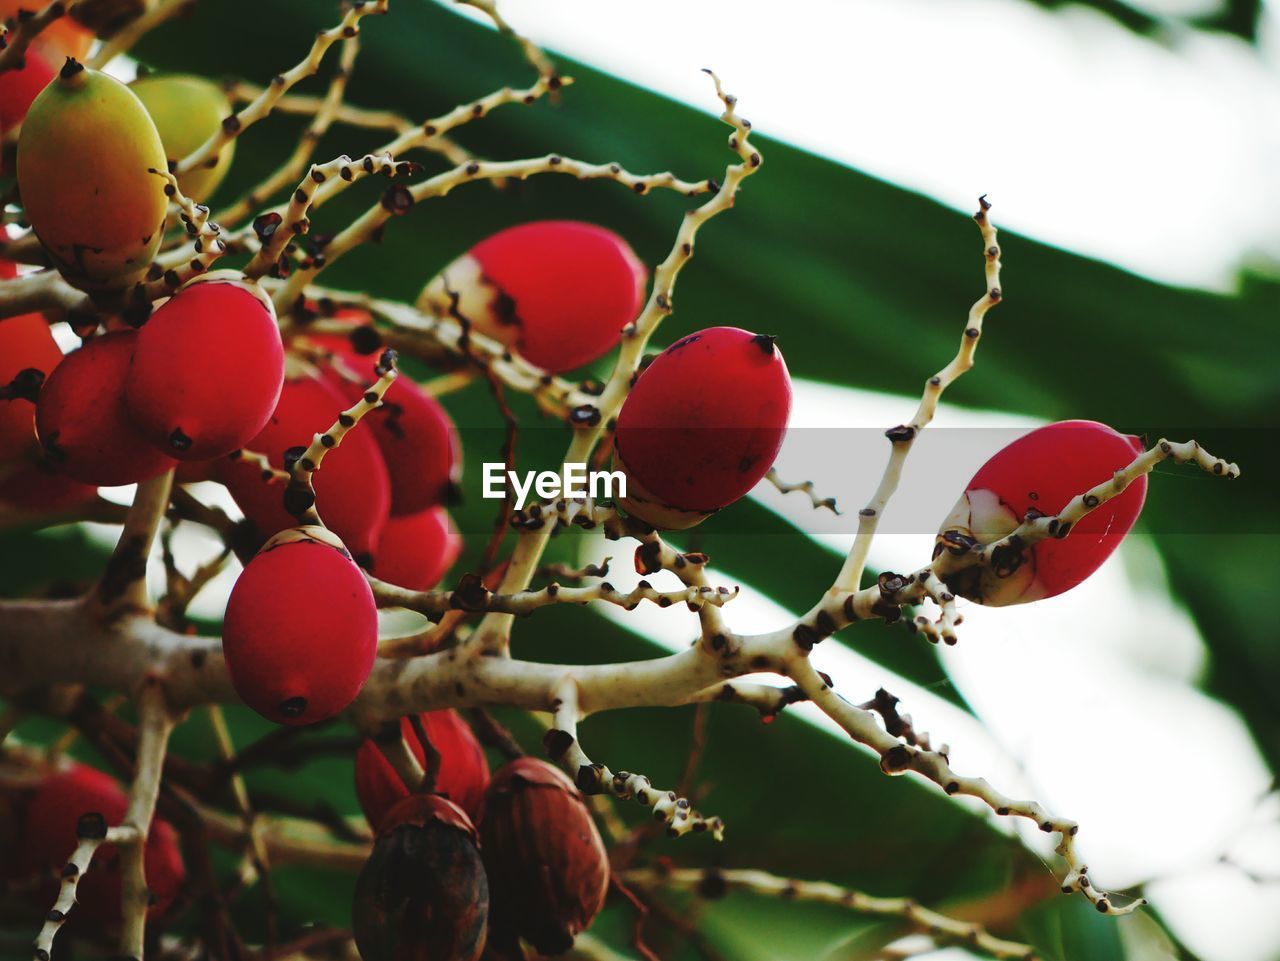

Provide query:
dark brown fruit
left=479, top=758, right=609, bottom=956
left=353, top=794, right=489, bottom=961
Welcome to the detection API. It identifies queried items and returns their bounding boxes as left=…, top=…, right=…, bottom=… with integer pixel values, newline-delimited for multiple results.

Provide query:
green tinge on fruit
left=132, top=74, right=235, bottom=201
left=17, top=62, right=168, bottom=288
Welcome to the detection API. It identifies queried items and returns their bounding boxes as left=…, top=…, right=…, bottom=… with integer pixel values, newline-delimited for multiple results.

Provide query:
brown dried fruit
left=479, top=758, right=609, bottom=956
left=353, top=794, right=489, bottom=961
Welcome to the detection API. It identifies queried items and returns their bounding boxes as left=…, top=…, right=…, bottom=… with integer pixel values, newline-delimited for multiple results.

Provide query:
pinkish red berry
left=614, top=327, right=792, bottom=529
left=421, top=220, right=647, bottom=373
left=372, top=507, right=461, bottom=591
left=0, top=44, right=54, bottom=136
left=222, top=527, right=378, bottom=724
left=35, top=330, right=176, bottom=486
left=0, top=265, right=96, bottom=510
left=936, top=419, right=1147, bottom=605
left=219, top=371, right=391, bottom=562
left=353, top=794, right=489, bottom=961
left=479, top=758, right=609, bottom=956
left=17, top=762, right=185, bottom=930
left=310, top=317, right=459, bottom=516
left=126, top=276, right=284, bottom=460
left=355, top=710, right=490, bottom=830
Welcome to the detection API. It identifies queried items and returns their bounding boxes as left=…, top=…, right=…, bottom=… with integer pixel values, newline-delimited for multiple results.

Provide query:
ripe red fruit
left=0, top=44, right=54, bottom=135
left=355, top=710, right=489, bottom=830
left=936, top=419, right=1148, bottom=606
left=614, top=326, right=792, bottom=529
left=372, top=508, right=461, bottom=591
left=17, top=763, right=185, bottom=929
left=127, top=276, right=284, bottom=460
left=353, top=793, right=489, bottom=961
left=222, top=527, right=378, bottom=724
left=0, top=267, right=96, bottom=510
left=219, top=371, right=391, bottom=562
left=35, top=331, right=177, bottom=486
left=0, top=316, right=61, bottom=463
left=420, top=221, right=647, bottom=373
left=479, top=758, right=609, bottom=956
left=309, top=316, right=460, bottom=515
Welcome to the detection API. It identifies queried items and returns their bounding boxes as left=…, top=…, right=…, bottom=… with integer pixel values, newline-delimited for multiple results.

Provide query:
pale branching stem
left=34, top=824, right=141, bottom=961
left=833, top=198, right=1002, bottom=594
left=216, top=36, right=361, bottom=230
left=367, top=567, right=738, bottom=619
left=465, top=71, right=760, bottom=654
left=764, top=467, right=840, bottom=514
left=303, top=297, right=585, bottom=418
left=199, top=806, right=370, bottom=872
left=139, top=171, right=229, bottom=297
left=545, top=679, right=725, bottom=839
left=783, top=657, right=1143, bottom=916
left=684, top=679, right=810, bottom=720
left=224, top=83, right=478, bottom=171
left=207, top=705, right=270, bottom=885
left=372, top=721, right=425, bottom=792
left=0, top=495, right=130, bottom=533
left=304, top=72, right=567, bottom=214
left=458, top=0, right=556, bottom=78
left=273, top=147, right=711, bottom=313
left=912, top=571, right=961, bottom=645
left=89, top=468, right=174, bottom=617
left=227, top=448, right=289, bottom=484
left=242, top=151, right=419, bottom=280
left=631, top=532, right=729, bottom=653
left=85, top=0, right=192, bottom=70
left=624, top=868, right=1037, bottom=961
left=285, top=350, right=398, bottom=528
left=175, top=0, right=389, bottom=176
left=0, top=268, right=87, bottom=321
left=118, top=682, right=177, bottom=960
left=0, top=0, right=71, bottom=76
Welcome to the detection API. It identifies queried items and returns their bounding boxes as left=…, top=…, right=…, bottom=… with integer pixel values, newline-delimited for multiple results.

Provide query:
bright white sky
left=453, top=0, right=1280, bottom=292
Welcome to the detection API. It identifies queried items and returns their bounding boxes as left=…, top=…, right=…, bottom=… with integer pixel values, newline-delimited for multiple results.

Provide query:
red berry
left=35, top=331, right=177, bottom=486
left=479, top=758, right=609, bottom=956
left=353, top=794, right=489, bottom=961
left=614, top=327, right=792, bottom=529
left=219, top=371, right=391, bottom=562
left=0, top=315, right=61, bottom=463
left=354, top=710, right=490, bottom=829
left=422, top=221, right=647, bottom=373
left=17, top=763, right=185, bottom=929
left=222, top=527, right=378, bottom=724
left=127, top=276, right=284, bottom=460
left=309, top=316, right=460, bottom=516
left=0, top=266, right=96, bottom=509
left=372, top=508, right=461, bottom=591
left=0, top=44, right=54, bottom=135
left=936, top=419, right=1147, bottom=605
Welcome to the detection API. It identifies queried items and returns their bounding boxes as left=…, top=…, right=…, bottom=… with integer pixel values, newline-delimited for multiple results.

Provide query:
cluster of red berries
left=1, top=761, right=186, bottom=934
left=351, top=716, right=609, bottom=961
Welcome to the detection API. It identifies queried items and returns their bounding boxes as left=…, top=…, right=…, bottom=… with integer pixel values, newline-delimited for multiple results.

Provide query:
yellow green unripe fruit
left=132, top=74, right=235, bottom=201
left=17, top=60, right=168, bottom=288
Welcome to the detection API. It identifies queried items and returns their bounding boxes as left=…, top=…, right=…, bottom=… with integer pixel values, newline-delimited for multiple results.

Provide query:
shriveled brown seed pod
left=353, top=794, right=489, bottom=961
left=479, top=758, right=609, bottom=956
